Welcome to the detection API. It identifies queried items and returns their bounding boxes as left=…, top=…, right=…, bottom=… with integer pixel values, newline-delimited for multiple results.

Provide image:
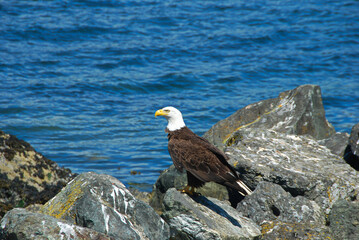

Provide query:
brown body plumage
left=155, top=106, right=252, bottom=196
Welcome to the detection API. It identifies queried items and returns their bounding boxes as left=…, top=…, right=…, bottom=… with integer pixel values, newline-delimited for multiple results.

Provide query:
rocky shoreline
left=1, top=85, right=358, bottom=239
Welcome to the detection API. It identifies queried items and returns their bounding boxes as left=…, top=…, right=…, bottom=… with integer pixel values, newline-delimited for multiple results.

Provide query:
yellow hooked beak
left=155, top=109, right=168, bottom=117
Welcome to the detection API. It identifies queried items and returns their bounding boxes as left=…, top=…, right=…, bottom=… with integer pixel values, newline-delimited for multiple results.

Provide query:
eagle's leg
left=180, top=185, right=195, bottom=195
left=181, top=171, right=205, bottom=196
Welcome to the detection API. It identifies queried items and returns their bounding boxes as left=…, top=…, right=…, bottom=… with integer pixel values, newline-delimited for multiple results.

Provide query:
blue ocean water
left=1, top=0, right=358, bottom=191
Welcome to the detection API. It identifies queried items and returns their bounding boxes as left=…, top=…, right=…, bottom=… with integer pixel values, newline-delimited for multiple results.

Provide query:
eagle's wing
left=169, top=135, right=238, bottom=184
left=168, top=140, right=185, bottom=172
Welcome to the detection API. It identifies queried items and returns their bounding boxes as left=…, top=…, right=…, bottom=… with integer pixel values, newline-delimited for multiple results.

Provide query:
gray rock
left=0, top=208, right=112, bottom=240
left=204, top=85, right=335, bottom=149
left=260, top=220, right=332, bottom=240
left=162, top=188, right=261, bottom=240
left=237, top=182, right=332, bottom=239
left=349, top=123, right=359, bottom=157
left=150, top=165, right=187, bottom=212
left=329, top=199, right=359, bottom=240
left=39, top=172, right=170, bottom=240
left=150, top=165, right=186, bottom=212
left=225, top=128, right=359, bottom=215
left=318, top=132, right=349, bottom=157
left=150, top=165, right=232, bottom=213
left=0, top=130, right=75, bottom=218
left=344, top=122, right=359, bottom=170
left=237, top=182, right=325, bottom=225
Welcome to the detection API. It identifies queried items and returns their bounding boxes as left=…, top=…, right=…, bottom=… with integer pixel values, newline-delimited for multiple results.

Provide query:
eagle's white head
left=155, top=106, right=186, bottom=131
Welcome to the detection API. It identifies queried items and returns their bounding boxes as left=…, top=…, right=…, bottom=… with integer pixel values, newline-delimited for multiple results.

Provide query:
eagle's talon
left=179, top=185, right=195, bottom=195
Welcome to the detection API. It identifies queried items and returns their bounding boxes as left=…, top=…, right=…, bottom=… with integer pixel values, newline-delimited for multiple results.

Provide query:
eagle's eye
left=164, top=109, right=170, bottom=113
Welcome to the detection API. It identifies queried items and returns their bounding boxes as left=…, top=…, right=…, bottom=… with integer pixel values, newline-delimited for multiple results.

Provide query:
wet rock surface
left=0, top=130, right=75, bottom=218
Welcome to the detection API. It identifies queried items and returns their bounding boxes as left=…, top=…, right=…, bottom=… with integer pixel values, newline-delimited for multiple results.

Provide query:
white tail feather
left=236, top=180, right=253, bottom=195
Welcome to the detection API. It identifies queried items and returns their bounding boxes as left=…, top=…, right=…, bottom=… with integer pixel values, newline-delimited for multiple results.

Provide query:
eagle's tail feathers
left=236, top=180, right=253, bottom=195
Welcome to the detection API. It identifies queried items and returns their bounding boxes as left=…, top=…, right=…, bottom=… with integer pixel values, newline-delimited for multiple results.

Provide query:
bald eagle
left=155, top=106, right=252, bottom=196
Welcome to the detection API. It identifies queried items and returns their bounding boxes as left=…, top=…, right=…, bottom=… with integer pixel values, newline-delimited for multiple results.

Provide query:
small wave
left=95, top=62, right=118, bottom=70
left=0, top=106, right=27, bottom=114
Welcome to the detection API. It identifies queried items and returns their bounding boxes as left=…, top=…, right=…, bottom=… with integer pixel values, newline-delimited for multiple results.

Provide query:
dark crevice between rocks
left=325, top=217, right=331, bottom=226
left=76, top=211, right=95, bottom=228
left=0, top=229, right=19, bottom=240
left=284, top=187, right=306, bottom=198
left=271, top=177, right=306, bottom=198
left=350, top=194, right=357, bottom=201
left=270, top=205, right=280, bottom=217
left=343, top=145, right=359, bottom=171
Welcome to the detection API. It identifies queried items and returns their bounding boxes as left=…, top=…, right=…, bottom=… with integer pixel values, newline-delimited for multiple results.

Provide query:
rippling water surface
left=1, top=0, right=358, bottom=191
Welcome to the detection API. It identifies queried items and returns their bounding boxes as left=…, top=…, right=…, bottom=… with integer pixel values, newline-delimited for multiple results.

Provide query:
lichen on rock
left=0, top=130, right=75, bottom=218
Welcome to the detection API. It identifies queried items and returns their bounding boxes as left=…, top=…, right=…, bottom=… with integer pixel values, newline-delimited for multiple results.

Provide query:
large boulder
left=226, top=128, right=359, bottom=214
left=0, top=208, right=112, bottom=240
left=237, top=181, right=332, bottom=239
left=204, top=85, right=336, bottom=149
left=0, top=130, right=75, bottom=218
left=237, top=182, right=326, bottom=224
left=161, top=188, right=261, bottom=240
left=39, top=172, right=170, bottom=240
